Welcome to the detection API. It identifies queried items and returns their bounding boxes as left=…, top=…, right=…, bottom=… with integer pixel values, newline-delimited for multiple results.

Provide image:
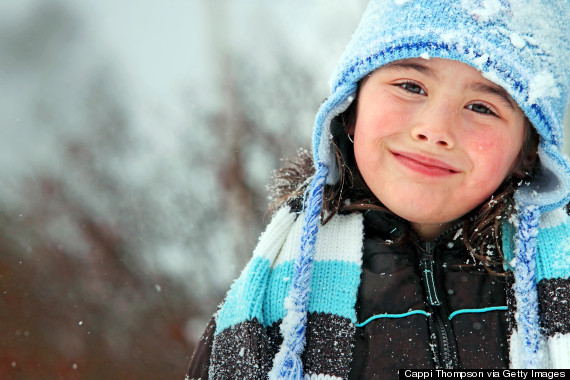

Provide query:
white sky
left=77, top=1, right=209, bottom=108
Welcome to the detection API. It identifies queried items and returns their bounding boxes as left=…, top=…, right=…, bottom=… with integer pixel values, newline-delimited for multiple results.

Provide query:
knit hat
left=271, top=0, right=570, bottom=376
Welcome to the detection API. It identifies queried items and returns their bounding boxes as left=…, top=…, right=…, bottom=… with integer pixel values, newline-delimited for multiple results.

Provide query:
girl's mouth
left=391, top=151, right=459, bottom=176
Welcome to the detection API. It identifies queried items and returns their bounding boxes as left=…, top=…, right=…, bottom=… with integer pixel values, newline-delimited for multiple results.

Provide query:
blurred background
left=1, top=1, right=569, bottom=379
left=0, top=1, right=369, bottom=379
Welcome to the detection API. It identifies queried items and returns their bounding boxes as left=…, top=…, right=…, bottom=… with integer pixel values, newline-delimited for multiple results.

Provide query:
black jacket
left=349, top=211, right=509, bottom=378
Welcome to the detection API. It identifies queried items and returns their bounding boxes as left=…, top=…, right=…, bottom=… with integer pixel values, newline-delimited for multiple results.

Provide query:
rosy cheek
left=468, top=137, right=514, bottom=180
left=358, top=114, right=397, bottom=140
left=467, top=133, right=495, bottom=155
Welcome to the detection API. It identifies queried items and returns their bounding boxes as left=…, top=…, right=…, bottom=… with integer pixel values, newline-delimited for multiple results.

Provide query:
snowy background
left=1, top=1, right=569, bottom=379
left=0, top=1, right=368, bottom=378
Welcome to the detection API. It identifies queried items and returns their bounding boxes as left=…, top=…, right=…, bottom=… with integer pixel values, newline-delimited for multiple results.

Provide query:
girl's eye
left=466, top=103, right=498, bottom=116
left=397, top=81, right=426, bottom=95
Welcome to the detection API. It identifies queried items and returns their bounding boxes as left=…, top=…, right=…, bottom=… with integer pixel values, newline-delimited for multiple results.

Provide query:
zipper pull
left=421, top=241, right=441, bottom=306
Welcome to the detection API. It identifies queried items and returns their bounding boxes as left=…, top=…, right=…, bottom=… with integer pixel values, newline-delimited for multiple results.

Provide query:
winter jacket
left=349, top=210, right=509, bottom=378
left=186, top=205, right=570, bottom=379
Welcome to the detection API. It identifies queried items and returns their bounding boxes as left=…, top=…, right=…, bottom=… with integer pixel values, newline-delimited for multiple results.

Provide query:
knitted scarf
left=206, top=205, right=570, bottom=378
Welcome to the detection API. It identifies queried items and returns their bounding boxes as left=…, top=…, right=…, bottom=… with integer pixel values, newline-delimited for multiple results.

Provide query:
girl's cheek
left=468, top=134, right=516, bottom=174
left=466, top=131, right=495, bottom=153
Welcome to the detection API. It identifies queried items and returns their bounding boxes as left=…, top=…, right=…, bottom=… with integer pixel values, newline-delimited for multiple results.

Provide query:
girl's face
left=351, top=58, right=526, bottom=240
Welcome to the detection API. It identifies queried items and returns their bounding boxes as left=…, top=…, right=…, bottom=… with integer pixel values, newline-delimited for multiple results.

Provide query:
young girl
left=187, top=0, right=570, bottom=378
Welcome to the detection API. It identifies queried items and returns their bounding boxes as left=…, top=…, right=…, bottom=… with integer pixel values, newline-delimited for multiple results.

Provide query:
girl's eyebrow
left=383, top=61, right=437, bottom=78
left=468, top=82, right=516, bottom=110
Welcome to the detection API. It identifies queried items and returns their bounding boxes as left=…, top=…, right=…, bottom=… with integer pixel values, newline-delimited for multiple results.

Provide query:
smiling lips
left=391, top=151, right=459, bottom=176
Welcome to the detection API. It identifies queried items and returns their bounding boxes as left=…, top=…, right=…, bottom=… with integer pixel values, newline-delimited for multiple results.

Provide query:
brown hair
left=270, top=87, right=539, bottom=274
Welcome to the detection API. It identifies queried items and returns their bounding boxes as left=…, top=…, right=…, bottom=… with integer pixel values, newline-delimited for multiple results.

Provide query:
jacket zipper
left=420, top=241, right=460, bottom=369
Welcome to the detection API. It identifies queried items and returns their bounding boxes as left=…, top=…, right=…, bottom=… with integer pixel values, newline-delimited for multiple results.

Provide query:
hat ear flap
left=513, top=205, right=541, bottom=368
left=269, top=162, right=328, bottom=379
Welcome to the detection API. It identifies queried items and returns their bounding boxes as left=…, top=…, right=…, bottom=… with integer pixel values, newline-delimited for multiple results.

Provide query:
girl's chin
left=389, top=208, right=460, bottom=226
left=387, top=208, right=461, bottom=239
left=408, top=220, right=457, bottom=241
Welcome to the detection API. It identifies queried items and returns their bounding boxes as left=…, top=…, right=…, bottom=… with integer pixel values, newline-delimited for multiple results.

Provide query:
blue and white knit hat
left=271, top=0, right=570, bottom=376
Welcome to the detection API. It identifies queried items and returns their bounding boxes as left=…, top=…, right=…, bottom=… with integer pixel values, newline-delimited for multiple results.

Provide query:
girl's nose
left=410, top=106, right=456, bottom=148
